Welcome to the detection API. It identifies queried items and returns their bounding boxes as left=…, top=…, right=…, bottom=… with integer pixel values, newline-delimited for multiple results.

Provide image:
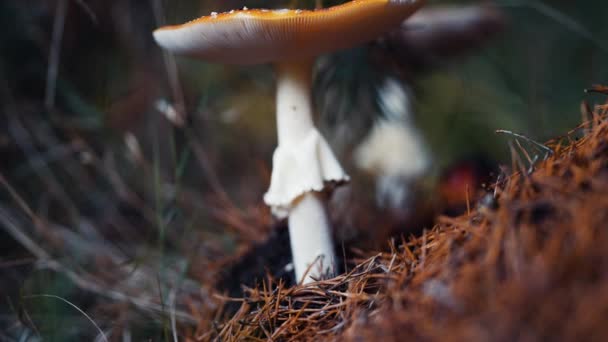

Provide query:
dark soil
left=216, top=225, right=294, bottom=297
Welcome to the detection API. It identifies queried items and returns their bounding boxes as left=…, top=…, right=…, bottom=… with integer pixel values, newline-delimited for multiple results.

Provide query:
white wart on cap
left=153, top=0, right=425, bottom=65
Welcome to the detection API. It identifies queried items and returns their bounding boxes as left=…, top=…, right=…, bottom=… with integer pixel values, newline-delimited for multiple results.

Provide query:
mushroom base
left=263, top=128, right=349, bottom=218
left=288, top=192, right=337, bottom=283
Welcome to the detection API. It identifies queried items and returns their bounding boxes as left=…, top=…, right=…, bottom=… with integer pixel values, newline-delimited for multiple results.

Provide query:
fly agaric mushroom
left=153, top=0, right=425, bottom=283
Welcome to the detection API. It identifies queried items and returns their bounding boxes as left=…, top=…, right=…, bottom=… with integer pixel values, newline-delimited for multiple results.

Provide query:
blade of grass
left=23, top=294, right=109, bottom=342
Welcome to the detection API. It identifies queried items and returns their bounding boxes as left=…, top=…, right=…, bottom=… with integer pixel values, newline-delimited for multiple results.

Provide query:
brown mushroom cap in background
left=153, top=0, right=425, bottom=65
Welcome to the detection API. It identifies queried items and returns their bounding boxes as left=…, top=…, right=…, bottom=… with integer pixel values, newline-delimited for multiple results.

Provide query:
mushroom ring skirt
left=264, top=128, right=349, bottom=218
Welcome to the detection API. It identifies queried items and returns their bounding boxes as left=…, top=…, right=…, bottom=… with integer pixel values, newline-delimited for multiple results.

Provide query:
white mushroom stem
left=289, top=193, right=336, bottom=283
left=276, top=60, right=315, bottom=146
left=275, top=59, right=337, bottom=283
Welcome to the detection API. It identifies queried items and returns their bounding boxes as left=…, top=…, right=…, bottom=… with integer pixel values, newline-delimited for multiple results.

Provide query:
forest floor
left=191, top=94, right=608, bottom=341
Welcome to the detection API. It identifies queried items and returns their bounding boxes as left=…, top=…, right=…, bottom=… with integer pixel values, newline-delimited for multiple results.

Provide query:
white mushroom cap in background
left=354, top=78, right=430, bottom=209
left=153, top=0, right=425, bottom=65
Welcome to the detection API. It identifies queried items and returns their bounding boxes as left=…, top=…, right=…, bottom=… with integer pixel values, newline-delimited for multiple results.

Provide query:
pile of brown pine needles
left=192, top=98, right=608, bottom=341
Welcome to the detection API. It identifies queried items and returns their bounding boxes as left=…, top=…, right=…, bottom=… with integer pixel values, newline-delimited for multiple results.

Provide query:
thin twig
left=496, top=130, right=553, bottom=156
left=72, top=0, right=98, bottom=24
left=45, top=0, right=68, bottom=110
left=169, top=287, right=179, bottom=342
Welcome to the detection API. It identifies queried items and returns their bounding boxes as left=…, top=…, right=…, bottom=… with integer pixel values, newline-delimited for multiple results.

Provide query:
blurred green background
left=1, top=0, right=607, bottom=340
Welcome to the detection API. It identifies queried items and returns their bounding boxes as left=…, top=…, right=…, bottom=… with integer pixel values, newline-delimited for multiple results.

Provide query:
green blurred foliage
left=415, top=0, right=608, bottom=167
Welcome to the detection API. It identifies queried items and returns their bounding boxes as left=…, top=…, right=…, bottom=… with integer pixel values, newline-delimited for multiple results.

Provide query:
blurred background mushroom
left=317, top=3, right=505, bottom=245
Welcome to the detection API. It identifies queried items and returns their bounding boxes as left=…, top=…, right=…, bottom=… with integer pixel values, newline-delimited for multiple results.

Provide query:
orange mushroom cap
left=153, top=0, right=425, bottom=65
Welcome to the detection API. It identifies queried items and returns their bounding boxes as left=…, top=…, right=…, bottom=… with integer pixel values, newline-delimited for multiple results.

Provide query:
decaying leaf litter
left=188, top=96, right=608, bottom=341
